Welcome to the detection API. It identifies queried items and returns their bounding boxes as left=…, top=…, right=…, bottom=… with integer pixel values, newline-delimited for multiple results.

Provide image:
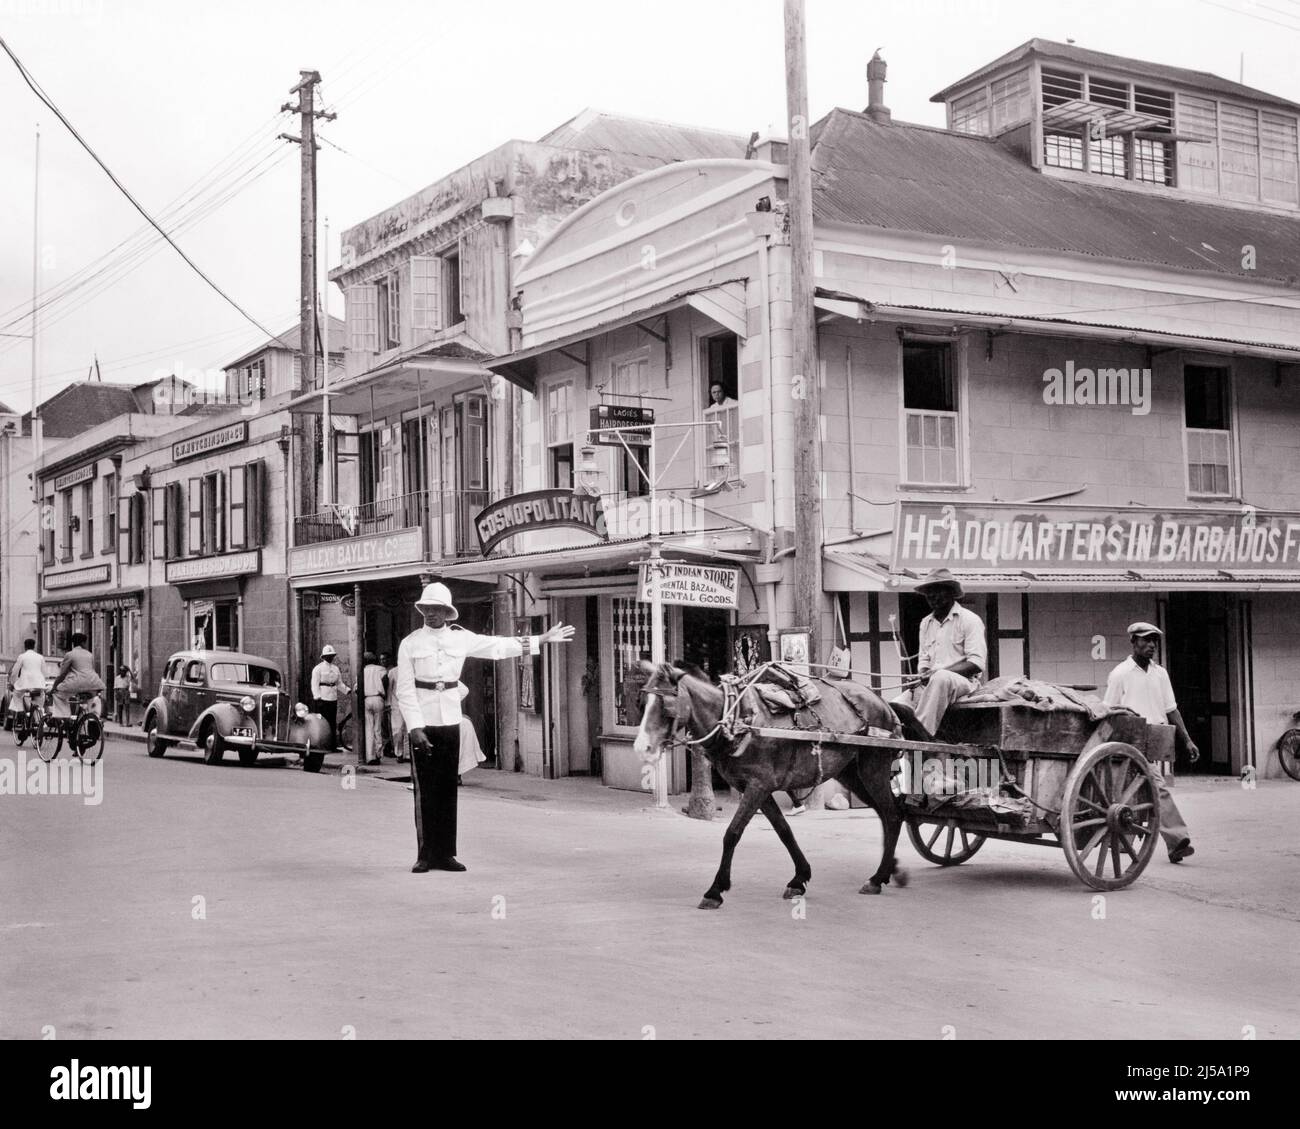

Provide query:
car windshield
left=209, top=663, right=281, bottom=687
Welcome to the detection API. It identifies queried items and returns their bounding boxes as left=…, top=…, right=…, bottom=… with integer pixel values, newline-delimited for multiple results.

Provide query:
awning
left=489, top=282, right=749, bottom=392
left=814, top=290, right=1300, bottom=364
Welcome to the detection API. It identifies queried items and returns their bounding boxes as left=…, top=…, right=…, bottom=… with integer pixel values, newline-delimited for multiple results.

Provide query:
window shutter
left=151, top=487, right=166, bottom=560
left=117, top=495, right=132, bottom=562
left=229, top=465, right=246, bottom=550
left=215, top=471, right=226, bottom=554
left=410, top=257, right=440, bottom=341
left=347, top=285, right=378, bottom=353
left=245, top=460, right=264, bottom=548
left=188, top=477, right=202, bottom=556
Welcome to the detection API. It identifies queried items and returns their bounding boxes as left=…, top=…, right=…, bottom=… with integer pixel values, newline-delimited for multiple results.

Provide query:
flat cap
left=1127, top=622, right=1163, bottom=638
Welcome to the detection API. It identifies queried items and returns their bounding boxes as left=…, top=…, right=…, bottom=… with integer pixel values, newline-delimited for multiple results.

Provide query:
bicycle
left=38, top=691, right=106, bottom=765
left=11, top=690, right=47, bottom=754
left=1278, top=713, right=1300, bottom=782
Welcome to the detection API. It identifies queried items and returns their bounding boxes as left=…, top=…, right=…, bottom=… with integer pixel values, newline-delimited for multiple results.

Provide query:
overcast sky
left=1, top=0, right=1296, bottom=413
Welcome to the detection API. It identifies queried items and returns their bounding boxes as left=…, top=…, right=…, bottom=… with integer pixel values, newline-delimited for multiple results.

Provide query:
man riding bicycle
left=49, top=632, right=105, bottom=719
left=9, top=638, right=47, bottom=718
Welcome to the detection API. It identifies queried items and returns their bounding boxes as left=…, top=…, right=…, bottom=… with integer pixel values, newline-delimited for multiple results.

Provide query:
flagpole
left=31, top=124, right=42, bottom=458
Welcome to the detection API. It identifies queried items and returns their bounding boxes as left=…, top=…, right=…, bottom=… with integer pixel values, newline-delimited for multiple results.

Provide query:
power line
left=0, top=34, right=280, bottom=343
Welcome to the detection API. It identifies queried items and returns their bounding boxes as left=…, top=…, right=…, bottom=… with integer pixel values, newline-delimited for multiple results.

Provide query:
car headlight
left=294, top=702, right=309, bottom=719
left=240, top=696, right=256, bottom=714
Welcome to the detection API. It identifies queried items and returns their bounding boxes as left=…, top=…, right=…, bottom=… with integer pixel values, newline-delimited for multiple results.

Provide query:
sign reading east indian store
left=639, top=563, right=739, bottom=607
left=894, top=501, right=1300, bottom=574
left=289, top=528, right=424, bottom=577
left=476, top=489, right=607, bottom=555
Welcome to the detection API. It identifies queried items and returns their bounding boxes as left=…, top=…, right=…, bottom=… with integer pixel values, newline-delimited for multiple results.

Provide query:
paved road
left=3, top=737, right=1298, bottom=1039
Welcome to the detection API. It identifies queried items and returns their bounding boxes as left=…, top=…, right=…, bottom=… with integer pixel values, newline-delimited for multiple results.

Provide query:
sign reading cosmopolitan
left=894, top=501, right=1300, bottom=574
left=639, top=563, right=739, bottom=608
left=476, top=489, right=608, bottom=555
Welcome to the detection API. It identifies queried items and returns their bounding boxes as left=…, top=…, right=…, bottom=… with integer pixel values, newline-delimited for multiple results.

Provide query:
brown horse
left=633, top=662, right=907, bottom=909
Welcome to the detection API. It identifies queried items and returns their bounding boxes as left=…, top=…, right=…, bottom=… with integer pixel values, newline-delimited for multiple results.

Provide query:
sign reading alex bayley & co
left=476, top=489, right=608, bottom=555
left=52, top=463, right=97, bottom=493
left=165, top=550, right=261, bottom=585
left=894, top=501, right=1300, bottom=574
left=288, top=528, right=424, bottom=577
left=639, top=563, right=740, bottom=608
left=172, top=421, right=249, bottom=462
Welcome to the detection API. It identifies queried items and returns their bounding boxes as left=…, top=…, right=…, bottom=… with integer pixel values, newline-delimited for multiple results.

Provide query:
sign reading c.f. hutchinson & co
left=172, top=421, right=249, bottom=463
left=894, top=501, right=1300, bottom=574
left=475, top=489, right=608, bottom=555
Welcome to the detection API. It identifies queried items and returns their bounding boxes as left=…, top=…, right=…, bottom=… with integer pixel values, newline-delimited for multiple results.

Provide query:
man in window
left=891, top=570, right=986, bottom=739
left=1103, top=623, right=1197, bottom=864
left=705, top=381, right=735, bottom=409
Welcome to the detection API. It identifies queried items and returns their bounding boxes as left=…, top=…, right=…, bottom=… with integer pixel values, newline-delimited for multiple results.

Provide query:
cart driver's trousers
left=411, top=724, right=460, bottom=863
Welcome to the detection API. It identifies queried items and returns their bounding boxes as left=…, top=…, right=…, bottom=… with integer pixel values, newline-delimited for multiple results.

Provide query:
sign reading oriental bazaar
left=476, top=489, right=608, bottom=555
left=894, top=502, right=1300, bottom=574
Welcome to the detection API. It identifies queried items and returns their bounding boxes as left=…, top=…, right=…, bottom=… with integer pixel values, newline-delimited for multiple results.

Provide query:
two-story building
left=293, top=111, right=748, bottom=766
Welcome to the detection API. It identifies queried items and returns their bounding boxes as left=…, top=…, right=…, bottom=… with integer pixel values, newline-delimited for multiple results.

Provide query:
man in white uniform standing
left=395, top=582, right=574, bottom=873
left=891, top=569, right=987, bottom=738
left=1104, top=622, right=1197, bottom=863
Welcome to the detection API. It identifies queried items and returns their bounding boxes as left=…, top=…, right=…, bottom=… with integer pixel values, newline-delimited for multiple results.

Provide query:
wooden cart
left=749, top=700, right=1167, bottom=892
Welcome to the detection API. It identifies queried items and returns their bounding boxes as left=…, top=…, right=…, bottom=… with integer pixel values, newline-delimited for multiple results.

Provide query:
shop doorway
left=1163, top=593, right=1233, bottom=774
left=681, top=606, right=732, bottom=792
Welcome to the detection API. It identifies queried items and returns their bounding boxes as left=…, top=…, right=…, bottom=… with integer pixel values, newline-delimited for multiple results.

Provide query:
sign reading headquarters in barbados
left=894, top=501, right=1300, bottom=574
left=475, top=489, right=608, bottom=555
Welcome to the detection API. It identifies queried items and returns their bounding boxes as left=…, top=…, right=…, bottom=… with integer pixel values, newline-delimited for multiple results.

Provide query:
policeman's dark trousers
left=314, top=699, right=337, bottom=738
left=411, top=725, right=460, bottom=863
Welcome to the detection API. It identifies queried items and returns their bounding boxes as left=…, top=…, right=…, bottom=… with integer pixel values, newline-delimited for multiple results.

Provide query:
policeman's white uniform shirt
left=396, top=624, right=538, bottom=731
left=311, top=661, right=346, bottom=702
left=917, top=604, right=987, bottom=681
left=1104, top=657, right=1177, bottom=725
left=10, top=650, right=46, bottom=691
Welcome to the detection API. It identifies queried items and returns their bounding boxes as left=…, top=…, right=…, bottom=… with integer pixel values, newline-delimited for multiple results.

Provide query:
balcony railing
left=293, top=489, right=489, bottom=559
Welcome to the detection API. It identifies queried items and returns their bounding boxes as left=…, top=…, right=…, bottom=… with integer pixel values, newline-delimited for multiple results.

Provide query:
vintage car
left=143, top=651, right=333, bottom=771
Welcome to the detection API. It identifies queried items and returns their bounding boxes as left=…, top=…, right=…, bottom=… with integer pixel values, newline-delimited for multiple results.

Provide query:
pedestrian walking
left=395, top=582, right=573, bottom=873
left=361, top=651, right=387, bottom=765
left=310, top=644, right=350, bottom=744
left=114, top=664, right=132, bottom=725
left=383, top=651, right=408, bottom=760
left=1104, top=622, right=1198, bottom=863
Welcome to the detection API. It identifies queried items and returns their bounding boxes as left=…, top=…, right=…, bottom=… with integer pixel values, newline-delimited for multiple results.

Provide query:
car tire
left=146, top=724, right=171, bottom=758
left=202, top=725, right=226, bottom=765
left=237, top=747, right=258, bottom=766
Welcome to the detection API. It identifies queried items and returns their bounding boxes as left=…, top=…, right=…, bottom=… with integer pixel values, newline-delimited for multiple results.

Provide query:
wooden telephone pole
left=785, top=0, right=823, bottom=663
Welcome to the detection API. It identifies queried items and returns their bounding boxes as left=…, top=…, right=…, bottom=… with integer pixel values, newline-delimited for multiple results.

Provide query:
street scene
left=2, top=0, right=1300, bottom=1064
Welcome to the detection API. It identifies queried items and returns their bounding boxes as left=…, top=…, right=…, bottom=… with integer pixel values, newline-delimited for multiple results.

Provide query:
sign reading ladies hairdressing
left=895, top=501, right=1300, bottom=573
left=476, top=489, right=608, bottom=555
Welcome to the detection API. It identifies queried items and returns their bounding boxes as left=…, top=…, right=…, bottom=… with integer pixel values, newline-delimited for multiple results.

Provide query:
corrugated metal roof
left=810, top=109, right=1300, bottom=285
left=538, top=109, right=749, bottom=162
left=931, top=38, right=1300, bottom=114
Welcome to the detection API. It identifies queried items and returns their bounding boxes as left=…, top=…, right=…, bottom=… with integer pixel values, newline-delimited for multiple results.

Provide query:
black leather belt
left=414, top=679, right=460, bottom=692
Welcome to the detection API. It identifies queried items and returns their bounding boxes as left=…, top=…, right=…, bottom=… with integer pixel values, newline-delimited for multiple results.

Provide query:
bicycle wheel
left=74, top=712, right=105, bottom=764
left=1278, top=728, right=1300, bottom=782
left=34, top=712, right=60, bottom=762
left=13, top=711, right=28, bottom=747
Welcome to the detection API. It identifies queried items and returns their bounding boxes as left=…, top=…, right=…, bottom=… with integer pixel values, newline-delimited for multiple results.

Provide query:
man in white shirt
left=9, top=639, right=47, bottom=720
left=1104, top=622, right=1197, bottom=863
left=310, top=644, right=350, bottom=744
left=361, top=651, right=388, bottom=765
left=891, top=570, right=987, bottom=738
left=396, top=582, right=574, bottom=873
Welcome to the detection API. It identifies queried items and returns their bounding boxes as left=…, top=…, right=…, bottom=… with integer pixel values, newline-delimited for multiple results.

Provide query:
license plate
left=232, top=727, right=255, bottom=738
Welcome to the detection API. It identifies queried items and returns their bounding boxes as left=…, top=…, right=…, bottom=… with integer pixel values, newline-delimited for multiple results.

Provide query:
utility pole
left=280, top=70, right=335, bottom=520
left=785, top=0, right=823, bottom=665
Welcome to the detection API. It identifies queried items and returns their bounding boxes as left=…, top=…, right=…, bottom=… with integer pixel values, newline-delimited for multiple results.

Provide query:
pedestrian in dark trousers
left=394, top=582, right=574, bottom=873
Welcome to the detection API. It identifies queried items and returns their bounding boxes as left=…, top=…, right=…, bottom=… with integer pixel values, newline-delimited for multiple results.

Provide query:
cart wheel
left=1061, top=741, right=1160, bottom=891
left=906, top=817, right=986, bottom=865
left=1277, top=729, right=1300, bottom=782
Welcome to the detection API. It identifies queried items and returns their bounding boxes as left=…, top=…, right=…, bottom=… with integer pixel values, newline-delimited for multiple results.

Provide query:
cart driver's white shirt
left=396, top=624, right=538, bottom=731
left=1104, top=656, right=1177, bottom=726
left=918, top=604, right=987, bottom=680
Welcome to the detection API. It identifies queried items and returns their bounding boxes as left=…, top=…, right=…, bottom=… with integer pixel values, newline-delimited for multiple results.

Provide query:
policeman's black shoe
left=410, top=859, right=432, bottom=873
left=430, top=857, right=467, bottom=872
left=1168, top=839, right=1195, bottom=863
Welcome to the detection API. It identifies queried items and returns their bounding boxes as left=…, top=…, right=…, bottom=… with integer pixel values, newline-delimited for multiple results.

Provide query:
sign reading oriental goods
left=639, top=563, right=739, bottom=608
left=476, top=490, right=608, bottom=555
left=289, top=528, right=424, bottom=577
left=894, top=502, right=1300, bottom=574
left=172, top=421, right=248, bottom=462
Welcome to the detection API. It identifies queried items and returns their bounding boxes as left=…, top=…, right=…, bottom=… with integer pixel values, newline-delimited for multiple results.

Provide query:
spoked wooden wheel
left=906, top=817, right=987, bottom=866
left=1277, top=728, right=1300, bottom=782
left=1060, top=742, right=1160, bottom=891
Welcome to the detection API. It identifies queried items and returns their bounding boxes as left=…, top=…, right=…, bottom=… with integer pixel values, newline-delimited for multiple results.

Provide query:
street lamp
left=582, top=418, right=731, bottom=809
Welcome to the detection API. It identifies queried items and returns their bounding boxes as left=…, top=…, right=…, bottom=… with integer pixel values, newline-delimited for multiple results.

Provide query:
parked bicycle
left=11, top=690, right=47, bottom=752
left=1278, top=713, right=1300, bottom=782
left=37, top=692, right=106, bottom=765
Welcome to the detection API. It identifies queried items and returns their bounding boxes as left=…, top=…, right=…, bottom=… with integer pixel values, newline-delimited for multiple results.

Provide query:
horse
left=633, top=661, right=907, bottom=909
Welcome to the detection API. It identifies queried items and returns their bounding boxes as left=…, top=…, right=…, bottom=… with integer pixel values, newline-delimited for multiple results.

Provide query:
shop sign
left=43, top=564, right=111, bottom=591
left=639, top=563, right=739, bottom=608
left=288, top=527, right=424, bottom=576
left=589, top=404, right=653, bottom=446
left=172, top=421, right=249, bottom=462
left=895, top=501, right=1300, bottom=573
left=476, top=489, right=607, bottom=555
left=166, top=550, right=261, bottom=585
left=52, top=463, right=97, bottom=492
